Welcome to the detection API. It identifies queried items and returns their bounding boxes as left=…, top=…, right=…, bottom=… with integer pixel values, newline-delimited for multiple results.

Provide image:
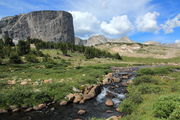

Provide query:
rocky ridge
left=75, top=35, right=134, bottom=46
left=0, top=10, right=75, bottom=43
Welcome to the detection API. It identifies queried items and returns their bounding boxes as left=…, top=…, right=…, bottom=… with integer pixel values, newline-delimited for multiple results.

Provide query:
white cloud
left=175, top=40, right=180, bottom=43
left=161, top=14, right=180, bottom=33
left=136, top=12, right=160, bottom=32
left=68, top=0, right=153, bottom=20
left=70, top=11, right=100, bottom=37
left=100, top=15, right=133, bottom=35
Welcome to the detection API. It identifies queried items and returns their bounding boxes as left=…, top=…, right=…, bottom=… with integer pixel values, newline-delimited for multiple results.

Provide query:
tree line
left=0, top=37, right=122, bottom=64
left=28, top=38, right=122, bottom=59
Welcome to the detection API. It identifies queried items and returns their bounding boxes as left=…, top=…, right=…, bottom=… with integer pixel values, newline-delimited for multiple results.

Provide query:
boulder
left=77, top=109, right=86, bottom=115
left=72, top=87, right=81, bottom=93
left=66, top=93, right=75, bottom=101
left=105, top=73, right=113, bottom=79
left=127, top=80, right=133, bottom=85
left=73, top=94, right=83, bottom=103
left=106, top=116, right=122, bottom=120
left=82, top=85, right=101, bottom=102
left=24, top=107, right=33, bottom=112
left=44, top=79, right=52, bottom=83
left=105, top=99, right=114, bottom=107
left=60, top=100, right=68, bottom=106
left=106, top=110, right=113, bottom=113
left=0, top=109, right=7, bottom=113
left=103, top=78, right=111, bottom=85
left=33, top=104, right=46, bottom=110
left=20, top=81, right=28, bottom=85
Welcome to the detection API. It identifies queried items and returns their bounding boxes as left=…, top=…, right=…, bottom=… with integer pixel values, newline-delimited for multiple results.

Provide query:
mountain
left=0, top=10, right=75, bottom=43
left=144, top=41, right=161, bottom=45
left=75, top=35, right=134, bottom=46
left=110, top=36, right=134, bottom=43
left=163, top=43, right=180, bottom=48
left=86, top=35, right=108, bottom=46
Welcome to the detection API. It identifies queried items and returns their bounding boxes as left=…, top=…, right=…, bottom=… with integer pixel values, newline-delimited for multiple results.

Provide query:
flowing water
left=0, top=67, right=139, bottom=120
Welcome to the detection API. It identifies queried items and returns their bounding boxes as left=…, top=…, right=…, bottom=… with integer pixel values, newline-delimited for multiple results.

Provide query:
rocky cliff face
left=0, top=11, right=75, bottom=43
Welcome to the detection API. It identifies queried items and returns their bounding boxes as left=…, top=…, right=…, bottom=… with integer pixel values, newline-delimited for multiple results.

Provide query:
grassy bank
left=119, top=66, right=180, bottom=120
left=0, top=48, right=131, bottom=109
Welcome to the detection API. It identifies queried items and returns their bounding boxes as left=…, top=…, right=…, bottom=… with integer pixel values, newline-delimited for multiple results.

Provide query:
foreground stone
left=105, top=99, right=114, bottom=107
left=0, top=109, right=8, bottom=113
left=73, top=94, right=83, bottom=103
left=33, top=104, right=46, bottom=110
left=60, top=100, right=68, bottom=106
left=106, top=115, right=122, bottom=120
left=77, top=109, right=86, bottom=115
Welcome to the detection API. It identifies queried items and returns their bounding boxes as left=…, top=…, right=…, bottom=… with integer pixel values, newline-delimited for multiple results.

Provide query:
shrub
left=128, top=91, right=143, bottom=104
left=9, top=53, right=22, bottom=64
left=137, top=67, right=171, bottom=75
left=25, top=54, right=39, bottom=63
left=113, top=53, right=122, bottom=60
left=133, top=75, right=158, bottom=85
left=137, top=84, right=161, bottom=94
left=119, top=99, right=135, bottom=114
left=0, top=58, right=2, bottom=64
left=154, top=95, right=180, bottom=119
left=17, top=40, right=30, bottom=55
left=30, top=50, right=44, bottom=57
left=169, top=107, right=180, bottom=120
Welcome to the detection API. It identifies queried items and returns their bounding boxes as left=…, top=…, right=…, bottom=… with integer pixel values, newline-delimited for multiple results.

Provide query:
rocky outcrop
left=63, top=84, right=101, bottom=104
left=86, top=35, right=108, bottom=46
left=110, top=36, right=134, bottom=43
left=75, top=37, right=87, bottom=45
left=0, top=10, right=75, bottom=43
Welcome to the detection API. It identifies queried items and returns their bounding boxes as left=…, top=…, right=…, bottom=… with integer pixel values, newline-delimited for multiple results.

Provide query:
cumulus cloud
left=68, top=0, right=153, bottom=19
left=175, top=40, right=180, bottom=43
left=161, top=14, right=180, bottom=33
left=100, top=15, right=133, bottom=35
left=136, top=12, right=160, bottom=33
left=70, top=11, right=100, bottom=37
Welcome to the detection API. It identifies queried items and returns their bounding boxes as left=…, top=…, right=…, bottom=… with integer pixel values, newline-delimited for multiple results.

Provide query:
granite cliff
left=0, top=10, right=75, bottom=43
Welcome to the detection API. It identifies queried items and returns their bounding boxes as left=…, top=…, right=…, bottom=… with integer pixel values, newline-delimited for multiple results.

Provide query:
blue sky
left=0, top=0, right=180, bottom=43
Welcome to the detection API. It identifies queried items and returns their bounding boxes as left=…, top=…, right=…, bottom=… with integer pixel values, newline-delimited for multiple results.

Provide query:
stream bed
left=0, top=67, right=140, bottom=120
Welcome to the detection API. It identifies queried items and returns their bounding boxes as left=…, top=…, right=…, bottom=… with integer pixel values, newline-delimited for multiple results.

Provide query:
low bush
left=0, top=57, right=2, bottom=64
left=119, top=99, right=135, bottom=114
left=127, top=91, right=143, bottom=104
left=9, top=53, right=22, bottom=64
left=137, top=67, right=171, bottom=75
left=30, top=50, right=44, bottom=57
left=133, top=75, right=158, bottom=85
left=154, top=95, right=180, bottom=119
left=137, top=84, right=161, bottom=94
left=119, top=91, right=142, bottom=115
left=25, top=54, right=39, bottom=63
left=169, top=107, right=180, bottom=120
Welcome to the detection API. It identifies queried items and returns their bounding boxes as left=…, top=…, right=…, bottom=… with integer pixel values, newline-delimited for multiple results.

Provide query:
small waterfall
left=96, top=87, right=108, bottom=102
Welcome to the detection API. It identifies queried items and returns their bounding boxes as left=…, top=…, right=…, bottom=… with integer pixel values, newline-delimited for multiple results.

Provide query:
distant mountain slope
left=75, top=35, right=134, bottom=46
left=110, top=36, right=134, bottom=43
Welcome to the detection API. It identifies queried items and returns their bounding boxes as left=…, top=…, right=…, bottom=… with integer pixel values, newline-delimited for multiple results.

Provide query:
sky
left=0, top=0, right=180, bottom=43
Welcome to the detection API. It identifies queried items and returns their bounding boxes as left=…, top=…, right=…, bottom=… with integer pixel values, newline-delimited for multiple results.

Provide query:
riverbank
left=118, top=66, right=180, bottom=120
left=0, top=65, right=137, bottom=120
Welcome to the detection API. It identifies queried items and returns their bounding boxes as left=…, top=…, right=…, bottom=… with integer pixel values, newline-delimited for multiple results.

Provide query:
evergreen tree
left=9, top=52, right=22, bottom=64
left=4, top=36, right=14, bottom=46
left=17, top=40, right=30, bottom=56
left=0, top=39, right=4, bottom=58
